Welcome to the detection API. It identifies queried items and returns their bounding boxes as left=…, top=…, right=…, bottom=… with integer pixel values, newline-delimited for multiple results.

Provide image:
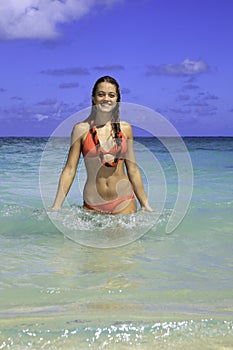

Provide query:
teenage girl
left=52, top=76, right=152, bottom=214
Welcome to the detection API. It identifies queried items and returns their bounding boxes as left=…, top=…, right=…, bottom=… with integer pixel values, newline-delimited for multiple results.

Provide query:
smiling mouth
left=100, top=102, right=112, bottom=107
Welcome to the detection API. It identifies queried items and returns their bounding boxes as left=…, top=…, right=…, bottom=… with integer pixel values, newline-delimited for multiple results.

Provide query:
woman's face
left=92, top=82, right=118, bottom=113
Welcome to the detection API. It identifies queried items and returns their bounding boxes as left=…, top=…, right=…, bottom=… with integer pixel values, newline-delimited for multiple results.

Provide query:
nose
left=103, top=93, right=110, bottom=101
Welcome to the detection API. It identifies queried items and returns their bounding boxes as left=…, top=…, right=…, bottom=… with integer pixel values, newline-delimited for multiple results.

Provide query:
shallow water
left=0, top=137, right=233, bottom=349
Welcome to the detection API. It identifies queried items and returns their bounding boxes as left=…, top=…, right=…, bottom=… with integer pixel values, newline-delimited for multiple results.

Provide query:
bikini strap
left=89, top=120, right=122, bottom=167
left=89, top=120, right=99, bottom=147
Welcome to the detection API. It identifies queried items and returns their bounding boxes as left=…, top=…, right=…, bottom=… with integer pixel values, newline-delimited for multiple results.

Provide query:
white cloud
left=181, top=59, right=209, bottom=75
left=146, top=59, right=210, bottom=77
left=35, top=113, right=49, bottom=121
left=0, top=0, right=121, bottom=40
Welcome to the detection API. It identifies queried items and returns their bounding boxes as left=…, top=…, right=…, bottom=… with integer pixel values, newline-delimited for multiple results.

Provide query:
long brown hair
left=88, top=76, right=122, bottom=145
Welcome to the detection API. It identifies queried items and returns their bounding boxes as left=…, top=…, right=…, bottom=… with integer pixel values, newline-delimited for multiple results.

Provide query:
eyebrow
left=97, top=90, right=116, bottom=94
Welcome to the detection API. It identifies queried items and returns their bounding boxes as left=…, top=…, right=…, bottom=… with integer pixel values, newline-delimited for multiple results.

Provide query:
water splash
left=48, top=206, right=167, bottom=248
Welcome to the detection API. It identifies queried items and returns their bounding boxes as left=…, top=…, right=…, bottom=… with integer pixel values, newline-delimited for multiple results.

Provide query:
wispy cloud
left=11, top=96, right=23, bottom=101
left=197, top=92, right=219, bottom=100
left=169, top=107, right=191, bottom=114
left=36, top=98, right=58, bottom=106
left=0, top=99, right=77, bottom=123
left=194, top=105, right=218, bottom=116
left=121, top=87, right=130, bottom=94
left=93, top=65, right=125, bottom=72
left=78, top=97, right=91, bottom=109
left=35, top=113, right=49, bottom=122
left=59, top=82, right=79, bottom=89
left=175, top=94, right=190, bottom=102
left=34, top=99, right=77, bottom=119
left=184, top=91, right=219, bottom=108
left=185, top=100, right=210, bottom=107
left=184, top=76, right=196, bottom=83
left=146, top=59, right=210, bottom=77
left=0, top=0, right=122, bottom=40
left=181, top=83, right=200, bottom=91
left=170, top=84, right=219, bottom=124
left=40, top=67, right=89, bottom=76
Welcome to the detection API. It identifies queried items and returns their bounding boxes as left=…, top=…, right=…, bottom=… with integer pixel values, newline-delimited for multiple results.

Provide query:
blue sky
left=0, top=0, right=232, bottom=136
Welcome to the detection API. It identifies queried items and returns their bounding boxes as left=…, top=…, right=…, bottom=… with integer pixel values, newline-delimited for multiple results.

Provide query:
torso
left=80, top=121, right=134, bottom=205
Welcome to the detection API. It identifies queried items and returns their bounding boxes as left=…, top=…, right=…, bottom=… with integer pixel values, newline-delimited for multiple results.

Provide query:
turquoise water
left=0, top=137, right=233, bottom=349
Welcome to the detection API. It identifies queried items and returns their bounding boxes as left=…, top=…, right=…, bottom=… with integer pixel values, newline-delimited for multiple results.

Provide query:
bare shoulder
left=72, top=121, right=89, bottom=142
left=120, top=121, right=134, bottom=139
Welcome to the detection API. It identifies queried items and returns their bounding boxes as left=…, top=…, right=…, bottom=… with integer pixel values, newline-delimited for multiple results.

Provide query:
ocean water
left=0, top=136, right=233, bottom=349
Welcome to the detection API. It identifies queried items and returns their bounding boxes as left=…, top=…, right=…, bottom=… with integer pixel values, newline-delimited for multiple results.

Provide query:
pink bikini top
left=82, top=121, right=127, bottom=167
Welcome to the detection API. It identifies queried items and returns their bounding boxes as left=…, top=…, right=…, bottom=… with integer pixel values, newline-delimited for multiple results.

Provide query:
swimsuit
left=83, top=193, right=135, bottom=214
left=82, top=120, right=127, bottom=167
left=82, top=120, right=134, bottom=213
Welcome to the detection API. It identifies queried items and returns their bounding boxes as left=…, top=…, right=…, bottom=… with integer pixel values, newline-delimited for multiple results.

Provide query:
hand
left=141, top=202, right=153, bottom=212
left=48, top=206, right=61, bottom=211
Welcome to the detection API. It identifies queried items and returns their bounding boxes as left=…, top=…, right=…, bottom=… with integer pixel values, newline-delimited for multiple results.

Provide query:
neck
left=95, top=111, right=113, bottom=127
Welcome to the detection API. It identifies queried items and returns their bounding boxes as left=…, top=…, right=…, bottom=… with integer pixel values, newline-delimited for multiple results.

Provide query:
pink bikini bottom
left=83, top=193, right=135, bottom=214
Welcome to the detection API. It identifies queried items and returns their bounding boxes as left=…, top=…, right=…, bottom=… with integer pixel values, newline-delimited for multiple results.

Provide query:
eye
left=109, top=93, right=117, bottom=98
left=96, top=92, right=105, bottom=98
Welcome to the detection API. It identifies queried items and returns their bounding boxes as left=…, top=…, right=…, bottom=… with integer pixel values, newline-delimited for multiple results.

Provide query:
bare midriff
left=83, top=158, right=133, bottom=205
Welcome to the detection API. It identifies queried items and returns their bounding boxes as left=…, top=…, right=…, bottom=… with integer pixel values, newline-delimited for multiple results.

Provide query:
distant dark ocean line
left=1, top=136, right=233, bottom=140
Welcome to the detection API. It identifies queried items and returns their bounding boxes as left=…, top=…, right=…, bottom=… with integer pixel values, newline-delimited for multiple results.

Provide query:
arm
left=123, top=123, right=153, bottom=211
left=52, top=123, right=84, bottom=210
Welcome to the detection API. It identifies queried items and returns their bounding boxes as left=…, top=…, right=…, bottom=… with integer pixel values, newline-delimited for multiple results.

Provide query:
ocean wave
left=0, top=204, right=169, bottom=245
left=0, top=318, right=232, bottom=350
left=0, top=204, right=57, bottom=236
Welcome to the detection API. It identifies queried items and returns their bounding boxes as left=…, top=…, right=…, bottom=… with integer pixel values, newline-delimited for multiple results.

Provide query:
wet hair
left=88, top=76, right=122, bottom=145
